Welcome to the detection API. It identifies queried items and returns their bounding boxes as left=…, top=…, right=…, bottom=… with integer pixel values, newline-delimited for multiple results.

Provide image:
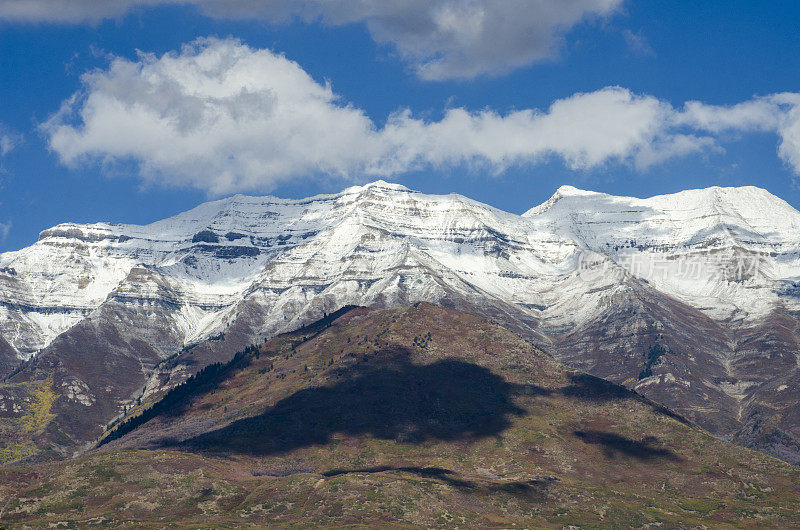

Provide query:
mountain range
left=2, top=180, right=800, bottom=465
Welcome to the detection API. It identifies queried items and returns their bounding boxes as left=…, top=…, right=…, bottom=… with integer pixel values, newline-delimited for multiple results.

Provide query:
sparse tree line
left=99, top=343, right=258, bottom=446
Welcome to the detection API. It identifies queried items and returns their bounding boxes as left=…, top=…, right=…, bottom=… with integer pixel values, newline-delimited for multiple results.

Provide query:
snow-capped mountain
left=2, top=181, right=800, bottom=463
left=528, top=184, right=800, bottom=321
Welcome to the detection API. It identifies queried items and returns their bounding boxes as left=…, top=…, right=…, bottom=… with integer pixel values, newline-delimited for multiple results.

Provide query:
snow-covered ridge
left=525, top=184, right=800, bottom=320
left=2, top=180, right=800, bottom=360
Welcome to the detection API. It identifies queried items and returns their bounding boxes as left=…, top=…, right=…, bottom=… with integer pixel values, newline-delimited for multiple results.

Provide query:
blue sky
left=1, top=0, right=799, bottom=252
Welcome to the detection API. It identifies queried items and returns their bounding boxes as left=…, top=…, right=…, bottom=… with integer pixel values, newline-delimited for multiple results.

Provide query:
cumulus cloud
left=292, top=0, right=625, bottom=80
left=44, top=38, right=385, bottom=193
left=678, top=93, right=800, bottom=176
left=42, top=38, right=800, bottom=194
left=0, top=0, right=623, bottom=80
left=381, top=88, right=696, bottom=173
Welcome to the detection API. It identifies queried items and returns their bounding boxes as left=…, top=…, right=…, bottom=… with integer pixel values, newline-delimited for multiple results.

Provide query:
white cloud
left=678, top=93, right=800, bottom=176
left=44, top=38, right=385, bottom=193
left=0, top=221, right=10, bottom=242
left=381, top=88, right=693, bottom=172
left=0, top=0, right=623, bottom=80
left=622, top=29, right=655, bottom=57
left=0, top=125, right=19, bottom=156
left=300, top=0, right=625, bottom=80
left=42, top=38, right=800, bottom=194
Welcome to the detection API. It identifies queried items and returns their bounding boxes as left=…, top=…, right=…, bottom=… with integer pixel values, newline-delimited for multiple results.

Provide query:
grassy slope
left=0, top=378, right=58, bottom=464
left=1, top=303, right=800, bottom=528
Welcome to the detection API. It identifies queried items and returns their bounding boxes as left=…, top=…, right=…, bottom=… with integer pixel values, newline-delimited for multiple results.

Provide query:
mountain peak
left=554, top=184, right=599, bottom=196
left=365, top=179, right=409, bottom=190
left=344, top=180, right=412, bottom=195
left=523, top=185, right=603, bottom=216
left=524, top=184, right=792, bottom=219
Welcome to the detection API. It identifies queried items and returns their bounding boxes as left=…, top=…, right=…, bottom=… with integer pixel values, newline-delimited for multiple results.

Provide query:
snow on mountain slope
left=0, top=182, right=419, bottom=357
left=525, top=184, right=800, bottom=321
left=3, top=181, right=799, bottom=361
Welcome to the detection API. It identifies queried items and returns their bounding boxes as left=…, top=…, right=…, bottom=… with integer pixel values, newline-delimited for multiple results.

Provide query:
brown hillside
left=2, top=303, right=800, bottom=528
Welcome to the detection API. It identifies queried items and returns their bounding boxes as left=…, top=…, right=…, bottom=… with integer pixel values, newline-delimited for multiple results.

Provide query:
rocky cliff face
left=2, top=181, right=800, bottom=464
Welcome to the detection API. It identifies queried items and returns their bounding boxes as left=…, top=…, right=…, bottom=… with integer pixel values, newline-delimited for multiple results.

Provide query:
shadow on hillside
left=515, top=373, right=691, bottom=426
left=324, top=466, right=475, bottom=489
left=560, top=374, right=692, bottom=426
left=157, top=346, right=688, bottom=458
left=574, top=430, right=681, bottom=461
left=321, top=465, right=554, bottom=500
left=561, top=373, right=633, bottom=400
left=176, top=355, right=525, bottom=455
